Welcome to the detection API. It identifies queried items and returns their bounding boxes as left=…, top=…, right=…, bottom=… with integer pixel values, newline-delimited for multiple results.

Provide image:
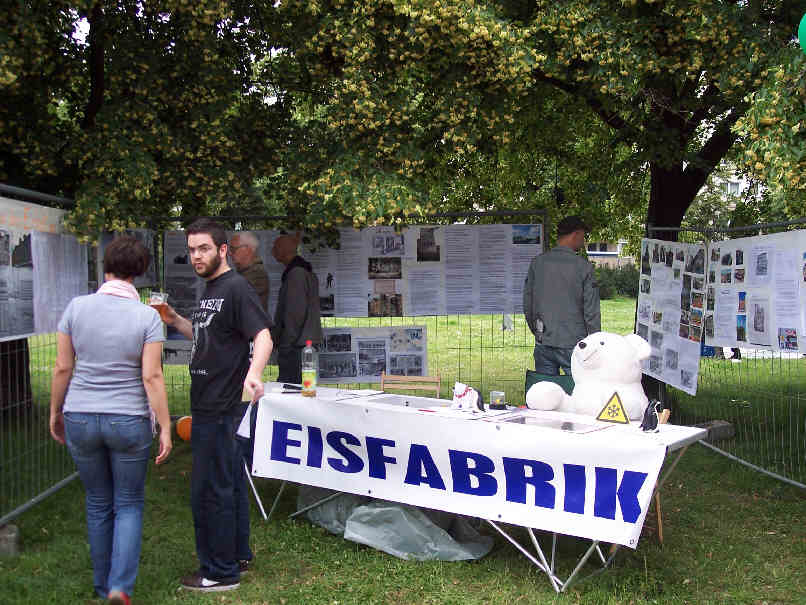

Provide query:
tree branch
left=81, top=3, right=105, bottom=130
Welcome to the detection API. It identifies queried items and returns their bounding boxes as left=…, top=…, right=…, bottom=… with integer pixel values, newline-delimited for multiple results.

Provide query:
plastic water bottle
left=301, top=340, right=317, bottom=397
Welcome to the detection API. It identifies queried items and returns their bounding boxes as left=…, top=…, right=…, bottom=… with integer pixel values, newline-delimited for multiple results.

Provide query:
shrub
left=595, top=264, right=639, bottom=299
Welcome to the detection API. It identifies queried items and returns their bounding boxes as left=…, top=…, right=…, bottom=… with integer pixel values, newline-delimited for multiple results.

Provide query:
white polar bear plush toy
left=525, top=331, right=652, bottom=421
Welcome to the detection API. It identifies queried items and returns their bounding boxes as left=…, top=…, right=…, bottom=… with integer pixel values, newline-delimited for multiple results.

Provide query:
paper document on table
left=236, top=402, right=253, bottom=439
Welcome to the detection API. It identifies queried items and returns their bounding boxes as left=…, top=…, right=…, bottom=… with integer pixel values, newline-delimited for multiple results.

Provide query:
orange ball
left=176, top=416, right=192, bottom=441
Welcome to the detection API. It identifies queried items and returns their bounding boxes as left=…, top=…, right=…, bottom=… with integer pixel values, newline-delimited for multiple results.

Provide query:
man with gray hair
left=229, top=231, right=269, bottom=311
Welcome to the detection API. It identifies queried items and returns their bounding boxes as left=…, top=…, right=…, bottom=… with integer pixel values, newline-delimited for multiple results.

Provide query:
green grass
left=3, top=297, right=806, bottom=603
left=1, top=439, right=804, bottom=604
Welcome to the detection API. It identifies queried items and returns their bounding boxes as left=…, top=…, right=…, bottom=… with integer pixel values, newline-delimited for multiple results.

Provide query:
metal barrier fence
left=651, top=220, right=806, bottom=488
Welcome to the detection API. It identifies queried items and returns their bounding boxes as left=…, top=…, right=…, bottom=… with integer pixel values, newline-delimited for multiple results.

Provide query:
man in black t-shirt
left=164, top=218, right=273, bottom=593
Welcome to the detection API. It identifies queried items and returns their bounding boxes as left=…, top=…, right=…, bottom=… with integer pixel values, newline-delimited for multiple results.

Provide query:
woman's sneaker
left=180, top=571, right=240, bottom=592
left=239, top=559, right=250, bottom=575
left=107, top=590, right=131, bottom=605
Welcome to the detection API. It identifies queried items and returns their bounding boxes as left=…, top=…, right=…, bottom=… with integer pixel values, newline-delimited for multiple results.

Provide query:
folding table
left=248, top=386, right=706, bottom=592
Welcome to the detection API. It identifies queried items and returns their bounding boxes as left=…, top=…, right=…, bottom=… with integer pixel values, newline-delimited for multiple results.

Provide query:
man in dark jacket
left=271, top=233, right=323, bottom=383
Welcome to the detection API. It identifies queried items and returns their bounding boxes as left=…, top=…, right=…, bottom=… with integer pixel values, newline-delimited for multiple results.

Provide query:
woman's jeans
left=64, top=413, right=151, bottom=598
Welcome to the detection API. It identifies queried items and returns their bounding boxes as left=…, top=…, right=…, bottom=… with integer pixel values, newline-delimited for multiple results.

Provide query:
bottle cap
left=306, top=339, right=312, bottom=346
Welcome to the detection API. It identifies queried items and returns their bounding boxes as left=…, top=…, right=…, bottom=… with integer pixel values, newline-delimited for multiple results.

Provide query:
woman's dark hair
left=186, top=218, right=227, bottom=248
left=103, top=235, right=150, bottom=279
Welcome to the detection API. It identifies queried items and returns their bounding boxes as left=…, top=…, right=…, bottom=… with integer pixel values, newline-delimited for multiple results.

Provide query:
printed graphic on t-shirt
left=191, top=297, right=223, bottom=370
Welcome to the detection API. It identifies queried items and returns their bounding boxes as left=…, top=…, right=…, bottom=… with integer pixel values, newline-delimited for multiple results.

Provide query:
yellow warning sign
left=596, top=392, right=630, bottom=424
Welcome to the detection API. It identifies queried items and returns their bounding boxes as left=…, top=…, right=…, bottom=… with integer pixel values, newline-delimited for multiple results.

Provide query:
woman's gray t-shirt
left=58, top=293, right=165, bottom=416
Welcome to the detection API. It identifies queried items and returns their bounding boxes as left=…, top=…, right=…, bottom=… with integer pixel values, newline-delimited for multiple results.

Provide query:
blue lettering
left=270, top=421, right=302, bottom=464
left=449, top=450, right=497, bottom=496
left=306, top=426, right=323, bottom=468
left=366, top=436, right=396, bottom=479
left=326, top=431, right=364, bottom=473
left=593, top=467, right=648, bottom=523
left=563, top=464, right=586, bottom=514
left=404, top=444, right=446, bottom=490
left=502, top=457, right=554, bottom=508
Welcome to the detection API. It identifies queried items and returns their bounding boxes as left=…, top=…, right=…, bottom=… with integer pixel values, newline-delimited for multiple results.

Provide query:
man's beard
left=194, top=252, right=222, bottom=278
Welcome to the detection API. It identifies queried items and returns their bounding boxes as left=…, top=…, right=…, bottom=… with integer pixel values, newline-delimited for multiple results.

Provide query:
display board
left=164, top=224, right=542, bottom=320
left=99, top=229, right=157, bottom=288
left=1, top=196, right=87, bottom=341
left=319, top=325, right=427, bottom=384
left=704, top=231, right=806, bottom=352
left=636, top=239, right=706, bottom=395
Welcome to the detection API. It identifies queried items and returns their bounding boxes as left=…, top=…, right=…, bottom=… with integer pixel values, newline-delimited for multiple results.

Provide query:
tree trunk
left=645, top=163, right=694, bottom=242
left=0, top=339, right=33, bottom=416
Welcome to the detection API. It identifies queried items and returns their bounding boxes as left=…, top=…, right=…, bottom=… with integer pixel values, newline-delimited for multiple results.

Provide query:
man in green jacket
left=523, top=215, right=601, bottom=376
left=229, top=231, right=269, bottom=312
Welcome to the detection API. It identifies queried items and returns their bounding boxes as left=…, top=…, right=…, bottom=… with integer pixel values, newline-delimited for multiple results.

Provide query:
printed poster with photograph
left=1, top=196, right=87, bottom=341
left=318, top=325, right=427, bottom=384
left=704, top=230, right=806, bottom=353
left=636, top=238, right=706, bottom=395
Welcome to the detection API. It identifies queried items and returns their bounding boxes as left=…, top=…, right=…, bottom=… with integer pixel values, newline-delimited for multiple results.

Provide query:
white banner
left=253, top=393, right=667, bottom=548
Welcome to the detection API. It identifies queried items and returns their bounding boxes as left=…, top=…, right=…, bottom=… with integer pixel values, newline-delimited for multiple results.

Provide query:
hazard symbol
left=596, top=392, right=630, bottom=424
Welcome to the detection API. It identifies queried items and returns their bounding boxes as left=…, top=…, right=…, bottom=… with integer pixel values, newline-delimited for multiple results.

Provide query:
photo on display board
left=711, top=247, right=720, bottom=262
left=641, top=244, right=651, bottom=275
left=649, top=354, right=662, bottom=373
left=665, top=247, right=674, bottom=267
left=755, top=251, right=768, bottom=276
left=691, top=292, right=704, bottom=309
left=705, top=314, right=714, bottom=338
left=693, top=276, right=704, bottom=290
left=640, top=279, right=651, bottom=294
left=638, top=300, right=651, bottom=321
left=319, top=353, right=358, bottom=379
left=324, top=332, right=352, bottom=352
left=320, top=294, right=335, bottom=317
left=720, top=269, right=732, bottom=284
left=659, top=246, right=666, bottom=264
left=735, top=249, right=744, bottom=265
left=416, top=228, right=441, bottom=262
left=691, top=308, right=703, bottom=327
left=706, top=287, right=715, bottom=311
left=736, top=315, right=747, bottom=341
left=721, top=252, right=733, bottom=266
left=752, top=303, right=765, bottom=334
left=652, top=310, right=662, bottom=325
left=709, top=269, right=716, bottom=283
left=652, top=243, right=660, bottom=263
left=689, top=326, right=701, bottom=342
left=679, top=323, right=690, bottom=339
left=778, top=328, right=798, bottom=350
left=674, top=268, right=681, bottom=280
left=680, top=369, right=695, bottom=389
left=664, top=348, right=679, bottom=370
left=368, top=257, right=402, bottom=279
left=734, top=268, right=745, bottom=283
left=681, top=308, right=691, bottom=324
left=683, top=274, right=692, bottom=291
left=651, top=330, right=664, bottom=348
left=512, top=224, right=541, bottom=245
left=685, top=249, right=705, bottom=274
left=738, top=291, right=746, bottom=312
left=637, top=323, right=649, bottom=340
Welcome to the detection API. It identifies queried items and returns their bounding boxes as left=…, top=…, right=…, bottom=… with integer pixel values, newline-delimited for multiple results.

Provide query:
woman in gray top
left=49, top=235, right=172, bottom=605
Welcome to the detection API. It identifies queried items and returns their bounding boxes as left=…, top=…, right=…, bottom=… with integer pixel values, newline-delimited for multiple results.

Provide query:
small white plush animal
left=526, top=332, right=651, bottom=421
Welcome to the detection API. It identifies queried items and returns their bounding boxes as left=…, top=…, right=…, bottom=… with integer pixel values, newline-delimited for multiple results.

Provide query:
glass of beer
left=149, top=291, right=170, bottom=321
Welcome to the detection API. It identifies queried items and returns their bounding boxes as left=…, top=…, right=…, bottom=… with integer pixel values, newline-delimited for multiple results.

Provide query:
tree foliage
left=734, top=49, right=806, bottom=209
left=0, top=1, right=802, bottom=243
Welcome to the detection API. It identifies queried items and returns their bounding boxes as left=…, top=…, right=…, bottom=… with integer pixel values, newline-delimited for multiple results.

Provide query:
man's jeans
left=190, top=413, right=244, bottom=581
left=64, top=412, right=151, bottom=598
left=533, top=343, right=575, bottom=376
left=233, top=402, right=254, bottom=564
